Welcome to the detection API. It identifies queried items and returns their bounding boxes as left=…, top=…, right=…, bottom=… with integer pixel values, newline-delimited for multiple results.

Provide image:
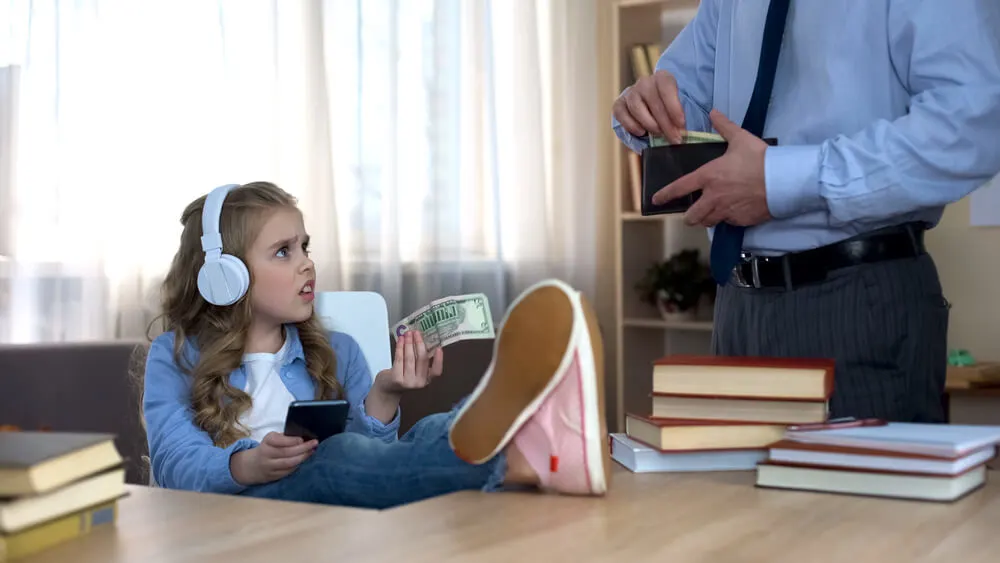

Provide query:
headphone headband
left=196, top=183, right=250, bottom=306
left=201, top=184, right=240, bottom=253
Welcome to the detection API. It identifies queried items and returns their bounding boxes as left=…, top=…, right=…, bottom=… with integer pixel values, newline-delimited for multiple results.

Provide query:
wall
left=926, top=184, right=1000, bottom=361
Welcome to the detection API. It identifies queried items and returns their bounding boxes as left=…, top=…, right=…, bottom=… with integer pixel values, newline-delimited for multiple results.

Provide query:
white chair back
left=315, top=291, right=392, bottom=377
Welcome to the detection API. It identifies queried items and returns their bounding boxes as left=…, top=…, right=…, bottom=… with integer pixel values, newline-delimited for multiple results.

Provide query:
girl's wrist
left=230, top=448, right=261, bottom=486
left=373, top=371, right=403, bottom=398
left=365, top=384, right=402, bottom=423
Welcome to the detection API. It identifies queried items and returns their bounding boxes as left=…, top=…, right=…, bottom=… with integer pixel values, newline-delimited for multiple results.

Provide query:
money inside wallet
left=641, top=131, right=778, bottom=216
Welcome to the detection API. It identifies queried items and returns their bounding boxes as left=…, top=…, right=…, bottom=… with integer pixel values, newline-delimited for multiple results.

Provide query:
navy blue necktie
left=709, top=0, right=791, bottom=285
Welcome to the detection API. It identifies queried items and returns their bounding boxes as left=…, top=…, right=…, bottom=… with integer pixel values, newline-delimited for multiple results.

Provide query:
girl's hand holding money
left=365, top=330, right=445, bottom=423
left=382, top=330, right=444, bottom=394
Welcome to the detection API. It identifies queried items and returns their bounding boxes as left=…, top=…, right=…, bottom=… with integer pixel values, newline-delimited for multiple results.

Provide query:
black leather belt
left=731, top=222, right=928, bottom=290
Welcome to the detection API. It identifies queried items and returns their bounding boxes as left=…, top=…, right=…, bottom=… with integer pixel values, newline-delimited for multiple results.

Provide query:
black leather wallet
left=640, top=138, right=778, bottom=216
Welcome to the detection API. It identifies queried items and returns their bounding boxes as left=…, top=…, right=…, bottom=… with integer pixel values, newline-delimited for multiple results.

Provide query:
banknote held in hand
left=641, top=136, right=778, bottom=216
left=392, top=293, right=496, bottom=354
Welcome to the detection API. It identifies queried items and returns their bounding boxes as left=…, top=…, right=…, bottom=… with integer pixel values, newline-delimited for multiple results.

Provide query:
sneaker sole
left=449, top=280, right=577, bottom=464
left=576, top=291, right=611, bottom=495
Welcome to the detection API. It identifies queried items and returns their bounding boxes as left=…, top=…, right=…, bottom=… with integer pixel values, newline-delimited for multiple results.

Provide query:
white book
left=756, top=463, right=987, bottom=502
left=610, top=433, right=766, bottom=473
left=767, top=442, right=996, bottom=475
left=784, top=422, right=1000, bottom=458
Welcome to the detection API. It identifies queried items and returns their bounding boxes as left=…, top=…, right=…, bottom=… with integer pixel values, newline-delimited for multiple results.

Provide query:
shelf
left=609, top=0, right=703, bottom=434
left=620, top=212, right=668, bottom=222
left=623, top=318, right=714, bottom=331
left=616, top=0, right=671, bottom=8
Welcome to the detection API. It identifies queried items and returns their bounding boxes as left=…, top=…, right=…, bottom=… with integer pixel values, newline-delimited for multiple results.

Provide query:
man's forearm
left=764, top=82, right=1000, bottom=224
left=764, top=0, right=1000, bottom=223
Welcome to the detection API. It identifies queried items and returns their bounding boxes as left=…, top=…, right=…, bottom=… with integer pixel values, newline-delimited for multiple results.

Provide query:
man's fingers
left=614, top=98, right=647, bottom=137
left=709, top=109, right=743, bottom=140
left=652, top=166, right=708, bottom=205
left=687, top=196, right=727, bottom=227
left=704, top=207, right=729, bottom=227
left=683, top=195, right=716, bottom=226
left=725, top=201, right=759, bottom=227
left=615, top=71, right=687, bottom=142
left=643, top=85, right=679, bottom=143
left=654, top=71, right=686, bottom=137
left=625, top=93, right=660, bottom=136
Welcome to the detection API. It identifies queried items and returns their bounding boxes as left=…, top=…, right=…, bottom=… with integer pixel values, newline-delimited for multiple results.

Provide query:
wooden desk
left=23, top=467, right=1000, bottom=563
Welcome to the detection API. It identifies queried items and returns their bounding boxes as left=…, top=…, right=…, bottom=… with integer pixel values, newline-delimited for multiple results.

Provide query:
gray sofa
left=0, top=338, right=494, bottom=485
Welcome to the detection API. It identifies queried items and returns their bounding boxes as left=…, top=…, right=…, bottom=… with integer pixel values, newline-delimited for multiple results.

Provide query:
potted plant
left=635, top=249, right=716, bottom=321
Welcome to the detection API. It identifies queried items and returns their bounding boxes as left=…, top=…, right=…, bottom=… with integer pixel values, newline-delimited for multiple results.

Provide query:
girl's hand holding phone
left=230, top=432, right=317, bottom=485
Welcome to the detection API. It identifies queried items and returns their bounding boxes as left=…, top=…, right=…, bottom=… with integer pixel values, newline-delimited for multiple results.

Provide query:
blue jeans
left=239, top=401, right=508, bottom=509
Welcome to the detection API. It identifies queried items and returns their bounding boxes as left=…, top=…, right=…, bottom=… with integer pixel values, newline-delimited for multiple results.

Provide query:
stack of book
left=756, top=422, right=1000, bottom=502
left=1, top=432, right=126, bottom=561
left=611, top=355, right=834, bottom=473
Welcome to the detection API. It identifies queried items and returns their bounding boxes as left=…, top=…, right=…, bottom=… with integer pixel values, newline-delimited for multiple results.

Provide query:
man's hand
left=652, top=109, right=772, bottom=228
left=613, top=70, right=686, bottom=145
left=230, top=432, right=317, bottom=486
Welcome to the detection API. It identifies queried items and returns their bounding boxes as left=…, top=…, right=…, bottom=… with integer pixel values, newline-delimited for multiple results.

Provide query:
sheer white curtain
left=0, top=63, right=17, bottom=339
left=0, top=0, right=600, bottom=343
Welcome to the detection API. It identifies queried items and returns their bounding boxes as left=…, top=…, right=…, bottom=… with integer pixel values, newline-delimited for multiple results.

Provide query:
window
left=0, top=0, right=542, bottom=342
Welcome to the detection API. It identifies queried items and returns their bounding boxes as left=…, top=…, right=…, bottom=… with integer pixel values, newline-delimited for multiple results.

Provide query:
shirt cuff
left=355, top=398, right=401, bottom=442
left=764, top=145, right=824, bottom=219
left=212, top=438, right=258, bottom=494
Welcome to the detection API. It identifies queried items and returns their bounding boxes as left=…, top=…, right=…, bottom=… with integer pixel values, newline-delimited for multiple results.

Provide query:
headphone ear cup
left=197, top=254, right=250, bottom=306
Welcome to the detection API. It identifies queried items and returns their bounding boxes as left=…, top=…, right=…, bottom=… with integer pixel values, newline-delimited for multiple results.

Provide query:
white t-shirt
left=237, top=337, right=296, bottom=443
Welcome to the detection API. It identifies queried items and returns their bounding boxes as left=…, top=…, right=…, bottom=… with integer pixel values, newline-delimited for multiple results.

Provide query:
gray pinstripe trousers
left=712, top=253, right=950, bottom=423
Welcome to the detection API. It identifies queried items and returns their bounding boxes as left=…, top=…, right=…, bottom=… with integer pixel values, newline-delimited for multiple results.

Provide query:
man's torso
left=712, top=0, right=940, bottom=255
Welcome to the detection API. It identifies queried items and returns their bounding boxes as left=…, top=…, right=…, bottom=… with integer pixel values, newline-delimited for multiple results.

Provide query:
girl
left=139, top=181, right=611, bottom=509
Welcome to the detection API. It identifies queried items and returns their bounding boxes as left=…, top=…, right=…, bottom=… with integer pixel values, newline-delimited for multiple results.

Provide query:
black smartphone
left=283, top=399, right=350, bottom=442
left=640, top=138, right=778, bottom=216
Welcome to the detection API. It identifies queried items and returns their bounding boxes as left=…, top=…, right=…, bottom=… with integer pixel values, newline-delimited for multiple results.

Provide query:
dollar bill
left=649, top=130, right=724, bottom=147
left=391, top=293, right=495, bottom=352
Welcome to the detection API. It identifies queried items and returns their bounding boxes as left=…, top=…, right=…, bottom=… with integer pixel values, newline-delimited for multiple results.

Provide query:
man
left=612, top=0, right=1000, bottom=422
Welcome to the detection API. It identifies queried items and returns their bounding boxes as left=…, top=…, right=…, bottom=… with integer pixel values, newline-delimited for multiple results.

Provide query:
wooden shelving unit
left=622, top=318, right=714, bottom=331
left=609, top=0, right=711, bottom=432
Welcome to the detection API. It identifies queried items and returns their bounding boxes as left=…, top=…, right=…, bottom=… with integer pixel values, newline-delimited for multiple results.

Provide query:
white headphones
left=197, top=184, right=250, bottom=306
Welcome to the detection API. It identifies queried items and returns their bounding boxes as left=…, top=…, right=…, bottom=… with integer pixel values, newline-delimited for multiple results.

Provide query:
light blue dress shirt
left=613, top=0, right=1000, bottom=255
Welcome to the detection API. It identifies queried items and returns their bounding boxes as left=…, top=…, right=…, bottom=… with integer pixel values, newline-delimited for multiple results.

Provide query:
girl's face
left=246, top=207, right=316, bottom=328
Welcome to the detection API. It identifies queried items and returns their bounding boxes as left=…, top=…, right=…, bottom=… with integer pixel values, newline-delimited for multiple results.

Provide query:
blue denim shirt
left=143, top=324, right=399, bottom=494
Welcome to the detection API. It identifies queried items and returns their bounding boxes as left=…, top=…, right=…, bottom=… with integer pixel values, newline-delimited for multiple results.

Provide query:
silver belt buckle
left=737, top=252, right=761, bottom=289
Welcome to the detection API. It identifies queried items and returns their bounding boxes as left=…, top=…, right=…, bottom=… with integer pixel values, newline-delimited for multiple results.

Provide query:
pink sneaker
left=447, top=279, right=610, bottom=495
left=510, top=292, right=610, bottom=495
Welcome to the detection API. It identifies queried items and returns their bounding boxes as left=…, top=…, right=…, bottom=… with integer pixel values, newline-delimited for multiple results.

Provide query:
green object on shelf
left=948, top=349, right=976, bottom=367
